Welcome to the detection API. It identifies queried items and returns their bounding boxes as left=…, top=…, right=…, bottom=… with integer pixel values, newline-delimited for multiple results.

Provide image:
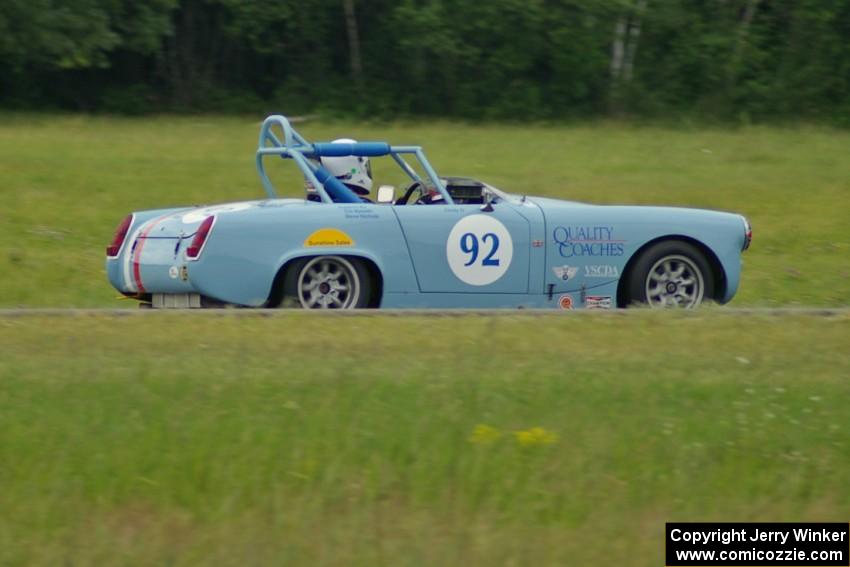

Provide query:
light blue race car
left=105, top=115, right=752, bottom=309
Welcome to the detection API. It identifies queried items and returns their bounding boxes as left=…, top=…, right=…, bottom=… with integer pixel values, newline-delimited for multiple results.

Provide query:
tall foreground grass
left=1, top=312, right=848, bottom=565
left=1, top=115, right=849, bottom=307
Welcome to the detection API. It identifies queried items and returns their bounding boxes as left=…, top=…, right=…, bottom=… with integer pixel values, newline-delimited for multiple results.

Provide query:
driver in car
left=306, top=138, right=373, bottom=202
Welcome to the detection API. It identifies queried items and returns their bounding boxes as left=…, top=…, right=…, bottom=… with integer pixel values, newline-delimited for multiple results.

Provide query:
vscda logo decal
left=585, top=265, right=620, bottom=278
left=553, top=264, right=620, bottom=280
left=447, top=214, right=513, bottom=286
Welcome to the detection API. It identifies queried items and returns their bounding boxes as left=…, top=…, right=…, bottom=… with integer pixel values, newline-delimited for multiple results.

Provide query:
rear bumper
left=106, top=239, right=198, bottom=295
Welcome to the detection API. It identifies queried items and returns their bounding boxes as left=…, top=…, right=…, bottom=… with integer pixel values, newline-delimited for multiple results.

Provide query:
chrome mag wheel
left=644, top=254, right=705, bottom=308
left=296, top=256, right=361, bottom=309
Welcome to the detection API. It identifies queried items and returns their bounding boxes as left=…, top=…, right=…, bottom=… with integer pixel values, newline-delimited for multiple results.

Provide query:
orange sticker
left=304, top=228, right=354, bottom=247
left=558, top=295, right=573, bottom=310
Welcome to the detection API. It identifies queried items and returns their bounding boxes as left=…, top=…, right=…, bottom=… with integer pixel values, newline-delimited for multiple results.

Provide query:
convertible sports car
left=106, top=115, right=751, bottom=309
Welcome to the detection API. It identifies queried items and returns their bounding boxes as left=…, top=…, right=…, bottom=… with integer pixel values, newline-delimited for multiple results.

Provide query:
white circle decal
left=182, top=203, right=254, bottom=224
left=446, top=214, right=513, bottom=286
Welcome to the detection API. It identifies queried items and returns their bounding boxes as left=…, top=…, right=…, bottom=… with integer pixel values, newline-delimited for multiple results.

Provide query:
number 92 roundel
left=446, top=214, right=514, bottom=286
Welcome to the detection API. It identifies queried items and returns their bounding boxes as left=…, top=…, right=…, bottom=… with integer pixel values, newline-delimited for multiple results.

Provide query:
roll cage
left=256, top=115, right=454, bottom=205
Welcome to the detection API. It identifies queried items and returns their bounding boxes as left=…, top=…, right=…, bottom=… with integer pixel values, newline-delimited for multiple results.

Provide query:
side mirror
left=480, top=189, right=494, bottom=212
left=377, top=185, right=396, bottom=204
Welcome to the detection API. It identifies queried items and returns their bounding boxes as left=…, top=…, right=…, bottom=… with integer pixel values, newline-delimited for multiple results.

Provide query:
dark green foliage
left=0, top=0, right=848, bottom=122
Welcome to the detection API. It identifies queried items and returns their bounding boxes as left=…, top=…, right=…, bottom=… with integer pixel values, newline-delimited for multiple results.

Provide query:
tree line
left=1, top=0, right=848, bottom=124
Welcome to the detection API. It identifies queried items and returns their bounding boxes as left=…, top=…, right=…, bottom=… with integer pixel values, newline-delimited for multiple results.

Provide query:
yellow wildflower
left=514, top=427, right=558, bottom=447
left=468, top=424, right=501, bottom=445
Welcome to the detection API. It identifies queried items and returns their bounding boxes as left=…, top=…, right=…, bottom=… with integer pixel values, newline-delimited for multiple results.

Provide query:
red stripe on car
left=131, top=214, right=172, bottom=293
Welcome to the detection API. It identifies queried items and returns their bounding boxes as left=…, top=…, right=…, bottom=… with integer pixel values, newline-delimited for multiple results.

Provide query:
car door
left=392, top=203, right=531, bottom=293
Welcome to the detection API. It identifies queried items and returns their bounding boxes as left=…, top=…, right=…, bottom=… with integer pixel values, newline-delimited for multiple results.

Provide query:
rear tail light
left=742, top=217, right=752, bottom=251
left=186, top=215, right=216, bottom=260
left=106, top=214, right=134, bottom=257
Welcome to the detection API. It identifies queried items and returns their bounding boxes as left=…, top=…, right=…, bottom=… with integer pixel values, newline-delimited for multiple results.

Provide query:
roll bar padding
left=308, top=142, right=392, bottom=158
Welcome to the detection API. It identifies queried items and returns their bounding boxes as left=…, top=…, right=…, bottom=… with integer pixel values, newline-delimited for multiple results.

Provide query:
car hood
left=526, top=196, right=744, bottom=225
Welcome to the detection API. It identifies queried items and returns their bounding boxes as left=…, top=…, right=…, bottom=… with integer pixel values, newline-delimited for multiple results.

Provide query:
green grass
left=1, top=312, right=848, bottom=565
left=1, top=114, right=849, bottom=307
left=1, top=114, right=848, bottom=564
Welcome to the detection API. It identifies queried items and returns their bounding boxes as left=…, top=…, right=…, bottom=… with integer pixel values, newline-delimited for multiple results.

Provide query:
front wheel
left=625, top=241, right=715, bottom=308
left=284, top=256, right=372, bottom=309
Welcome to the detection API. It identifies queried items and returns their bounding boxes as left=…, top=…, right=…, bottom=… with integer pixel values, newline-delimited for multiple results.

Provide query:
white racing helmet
left=320, top=138, right=373, bottom=196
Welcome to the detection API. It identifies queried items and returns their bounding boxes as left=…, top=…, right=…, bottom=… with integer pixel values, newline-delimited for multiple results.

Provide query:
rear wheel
left=625, top=241, right=714, bottom=308
left=284, top=256, right=372, bottom=309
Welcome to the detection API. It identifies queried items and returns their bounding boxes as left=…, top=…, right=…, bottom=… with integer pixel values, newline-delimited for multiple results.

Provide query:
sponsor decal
left=584, top=264, right=620, bottom=278
left=552, top=265, right=579, bottom=281
left=558, top=295, right=574, bottom=310
left=553, top=226, right=625, bottom=258
left=585, top=295, right=613, bottom=310
left=446, top=214, right=514, bottom=286
left=532, top=239, right=544, bottom=248
left=342, top=206, right=379, bottom=220
left=304, top=228, right=355, bottom=247
left=168, top=266, right=179, bottom=279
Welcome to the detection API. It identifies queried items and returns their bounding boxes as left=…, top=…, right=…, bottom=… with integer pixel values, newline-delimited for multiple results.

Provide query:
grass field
left=1, top=116, right=848, bottom=565
left=1, top=114, right=849, bottom=307
left=1, top=312, right=848, bottom=566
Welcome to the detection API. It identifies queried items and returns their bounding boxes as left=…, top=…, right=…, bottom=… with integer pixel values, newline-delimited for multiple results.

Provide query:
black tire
left=282, top=256, right=372, bottom=309
left=625, top=241, right=715, bottom=308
